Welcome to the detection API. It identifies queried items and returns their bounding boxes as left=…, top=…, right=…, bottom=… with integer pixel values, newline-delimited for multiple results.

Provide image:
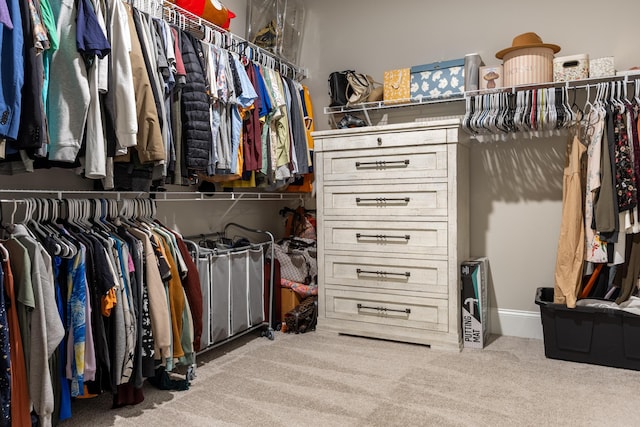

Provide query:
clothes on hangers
left=0, top=259, right=10, bottom=425
left=0, top=0, right=314, bottom=193
left=2, top=250, right=32, bottom=426
left=463, top=87, right=579, bottom=141
left=554, top=81, right=640, bottom=305
left=553, top=134, right=586, bottom=308
left=0, top=197, right=204, bottom=424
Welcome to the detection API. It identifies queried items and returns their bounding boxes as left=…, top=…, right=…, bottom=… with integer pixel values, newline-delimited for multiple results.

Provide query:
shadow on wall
left=469, top=134, right=566, bottom=246
left=473, top=134, right=566, bottom=202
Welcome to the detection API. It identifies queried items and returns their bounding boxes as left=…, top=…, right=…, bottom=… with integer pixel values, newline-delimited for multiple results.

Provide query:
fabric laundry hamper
left=247, top=247, right=266, bottom=326
left=228, top=248, right=266, bottom=334
left=197, top=250, right=214, bottom=347
left=210, top=252, right=232, bottom=343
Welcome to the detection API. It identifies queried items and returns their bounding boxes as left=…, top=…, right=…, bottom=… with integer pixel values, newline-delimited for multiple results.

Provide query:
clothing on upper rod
left=0, top=197, right=205, bottom=425
left=554, top=80, right=640, bottom=307
left=0, top=0, right=315, bottom=194
left=462, top=78, right=640, bottom=142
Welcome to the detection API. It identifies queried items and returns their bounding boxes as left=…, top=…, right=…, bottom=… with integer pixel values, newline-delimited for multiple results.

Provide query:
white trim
left=490, top=308, right=543, bottom=340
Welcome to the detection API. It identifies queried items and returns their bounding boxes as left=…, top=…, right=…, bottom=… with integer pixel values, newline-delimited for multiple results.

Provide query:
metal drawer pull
left=355, top=159, right=410, bottom=167
left=355, top=197, right=410, bottom=203
left=356, top=233, right=410, bottom=241
left=357, top=303, right=411, bottom=315
left=356, top=268, right=410, bottom=278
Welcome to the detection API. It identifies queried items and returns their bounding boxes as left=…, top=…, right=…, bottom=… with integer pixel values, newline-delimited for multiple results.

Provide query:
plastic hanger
left=0, top=242, right=8, bottom=262
left=547, top=88, right=557, bottom=132
left=47, top=199, right=76, bottom=257
left=462, top=96, right=474, bottom=135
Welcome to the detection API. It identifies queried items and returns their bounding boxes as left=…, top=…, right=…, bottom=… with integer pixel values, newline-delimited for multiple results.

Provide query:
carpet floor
left=60, top=330, right=640, bottom=426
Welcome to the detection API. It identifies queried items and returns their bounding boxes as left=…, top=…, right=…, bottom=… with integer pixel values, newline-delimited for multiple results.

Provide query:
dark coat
left=180, top=32, right=212, bottom=173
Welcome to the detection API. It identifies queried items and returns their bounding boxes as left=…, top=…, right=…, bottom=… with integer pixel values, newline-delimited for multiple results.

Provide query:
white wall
left=222, top=0, right=247, bottom=37
left=299, top=0, right=639, bottom=320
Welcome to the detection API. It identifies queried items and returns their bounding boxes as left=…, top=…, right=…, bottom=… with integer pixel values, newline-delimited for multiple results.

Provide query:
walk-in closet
left=3, top=0, right=640, bottom=425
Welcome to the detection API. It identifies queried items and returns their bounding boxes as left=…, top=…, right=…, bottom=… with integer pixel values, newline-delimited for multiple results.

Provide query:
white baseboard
left=490, top=308, right=543, bottom=340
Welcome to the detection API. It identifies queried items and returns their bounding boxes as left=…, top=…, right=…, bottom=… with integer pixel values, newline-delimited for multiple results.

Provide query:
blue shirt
left=253, top=63, right=272, bottom=118
left=0, top=0, right=24, bottom=140
left=76, top=0, right=110, bottom=59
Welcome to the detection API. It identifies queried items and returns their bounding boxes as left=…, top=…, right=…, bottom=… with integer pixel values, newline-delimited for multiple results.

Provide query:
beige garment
left=554, top=135, right=587, bottom=308
left=128, top=228, right=172, bottom=363
left=153, top=231, right=185, bottom=360
left=117, top=4, right=164, bottom=164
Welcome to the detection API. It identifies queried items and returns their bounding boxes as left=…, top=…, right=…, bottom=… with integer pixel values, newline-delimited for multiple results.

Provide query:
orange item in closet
left=579, top=263, right=604, bottom=299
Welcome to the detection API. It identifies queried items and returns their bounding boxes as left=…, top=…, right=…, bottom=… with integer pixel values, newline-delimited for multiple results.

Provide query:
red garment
left=171, top=27, right=186, bottom=77
left=243, top=63, right=263, bottom=171
left=170, top=232, right=204, bottom=352
left=3, top=259, right=31, bottom=426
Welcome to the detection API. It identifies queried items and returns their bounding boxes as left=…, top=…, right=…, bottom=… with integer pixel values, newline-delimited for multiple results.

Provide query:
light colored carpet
left=61, top=330, right=640, bottom=426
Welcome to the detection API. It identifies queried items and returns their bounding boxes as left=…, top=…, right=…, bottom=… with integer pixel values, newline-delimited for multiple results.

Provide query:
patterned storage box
left=553, top=54, right=589, bottom=82
left=383, top=68, right=411, bottom=104
left=410, top=58, right=465, bottom=100
left=590, top=57, right=615, bottom=78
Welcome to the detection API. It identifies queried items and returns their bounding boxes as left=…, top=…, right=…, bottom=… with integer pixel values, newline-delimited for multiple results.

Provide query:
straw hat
left=495, top=32, right=560, bottom=59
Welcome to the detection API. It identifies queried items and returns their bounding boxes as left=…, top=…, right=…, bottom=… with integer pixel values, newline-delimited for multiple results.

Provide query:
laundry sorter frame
left=185, top=222, right=277, bottom=353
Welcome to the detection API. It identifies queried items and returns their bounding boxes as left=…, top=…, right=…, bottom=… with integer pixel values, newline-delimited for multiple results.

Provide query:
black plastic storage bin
left=535, top=287, right=640, bottom=370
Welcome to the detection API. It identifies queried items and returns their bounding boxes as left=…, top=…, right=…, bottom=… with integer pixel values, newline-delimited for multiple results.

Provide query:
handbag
left=284, top=296, right=317, bottom=334
left=346, top=72, right=381, bottom=106
left=328, top=70, right=353, bottom=107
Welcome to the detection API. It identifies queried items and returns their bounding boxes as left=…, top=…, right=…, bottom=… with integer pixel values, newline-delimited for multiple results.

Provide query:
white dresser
left=312, top=119, right=469, bottom=351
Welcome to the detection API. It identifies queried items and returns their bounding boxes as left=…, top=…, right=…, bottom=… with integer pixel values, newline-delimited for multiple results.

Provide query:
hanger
left=119, top=199, right=141, bottom=230
left=0, top=242, right=8, bottom=262
left=1, top=199, right=19, bottom=237
left=44, top=198, right=77, bottom=257
left=42, top=198, right=75, bottom=258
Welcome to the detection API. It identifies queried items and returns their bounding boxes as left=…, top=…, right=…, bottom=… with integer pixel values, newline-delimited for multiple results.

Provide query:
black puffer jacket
left=180, top=32, right=212, bottom=172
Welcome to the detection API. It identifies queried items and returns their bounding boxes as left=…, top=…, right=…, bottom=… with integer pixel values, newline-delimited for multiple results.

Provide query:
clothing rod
left=0, top=190, right=148, bottom=200
left=0, top=190, right=306, bottom=202
left=150, top=192, right=305, bottom=201
left=464, top=73, right=640, bottom=97
left=147, top=0, right=307, bottom=80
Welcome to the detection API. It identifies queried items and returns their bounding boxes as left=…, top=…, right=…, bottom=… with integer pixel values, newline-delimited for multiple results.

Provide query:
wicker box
left=502, top=47, right=554, bottom=86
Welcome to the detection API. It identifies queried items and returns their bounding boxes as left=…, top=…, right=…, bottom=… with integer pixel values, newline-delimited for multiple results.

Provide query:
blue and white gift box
left=410, top=58, right=465, bottom=100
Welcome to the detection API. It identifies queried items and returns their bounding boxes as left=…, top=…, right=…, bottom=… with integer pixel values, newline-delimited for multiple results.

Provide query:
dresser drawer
left=323, top=254, right=448, bottom=295
left=322, top=183, right=447, bottom=217
left=322, top=144, right=447, bottom=183
left=323, top=220, right=447, bottom=257
left=324, top=288, right=448, bottom=332
left=315, top=126, right=450, bottom=151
